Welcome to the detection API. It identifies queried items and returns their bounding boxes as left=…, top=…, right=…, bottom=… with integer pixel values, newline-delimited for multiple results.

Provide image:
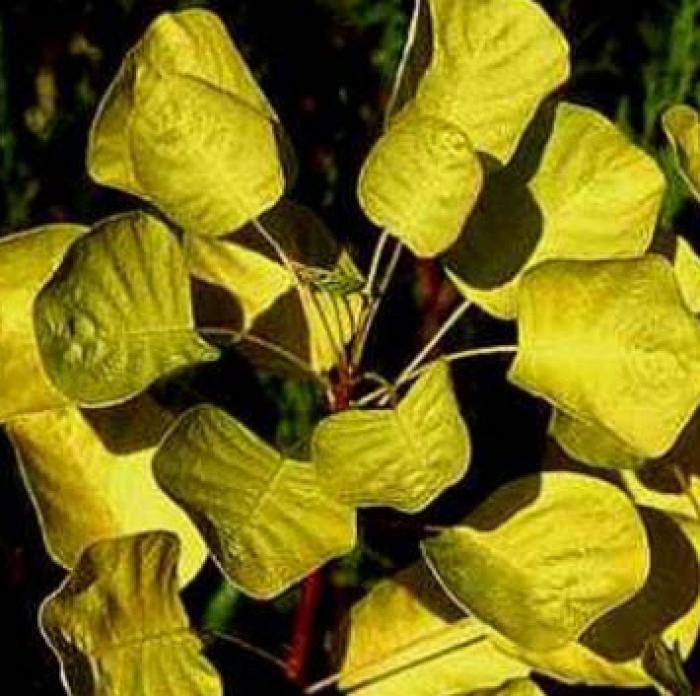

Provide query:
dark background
left=2, top=0, right=700, bottom=693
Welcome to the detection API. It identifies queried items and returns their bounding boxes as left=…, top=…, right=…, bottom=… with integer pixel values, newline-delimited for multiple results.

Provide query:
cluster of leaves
left=6, top=1, right=700, bottom=694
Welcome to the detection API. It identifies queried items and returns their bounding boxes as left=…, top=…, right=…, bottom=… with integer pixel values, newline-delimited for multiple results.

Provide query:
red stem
left=285, top=569, right=325, bottom=685
left=284, top=365, right=353, bottom=686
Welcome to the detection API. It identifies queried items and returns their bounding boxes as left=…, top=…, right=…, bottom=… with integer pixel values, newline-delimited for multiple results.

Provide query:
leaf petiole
left=199, top=327, right=329, bottom=387
left=351, top=237, right=403, bottom=368
left=353, top=345, right=517, bottom=407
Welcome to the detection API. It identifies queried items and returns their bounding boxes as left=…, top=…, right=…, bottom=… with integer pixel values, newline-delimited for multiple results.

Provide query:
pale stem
left=378, top=298, right=472, bottom=406
left=304, top=673, right=340, bottom=695
left=672, top=464, right=700, bottom=520
left=362, top=371, right=399, bottom=406
left=199, top=327, right=328, bottom=387
left=364, top=230, right=389, bottom=294
left=304, top=624, right=486, bottom=694
left=351, top=239, right=403, bottom=368
left=383, top=0, right=423, bottom=130
left=353, top=345, right=517, bottom=407
left=251, top=216, right=346, bottom=368
left=207, top=630, right=288, bottom=672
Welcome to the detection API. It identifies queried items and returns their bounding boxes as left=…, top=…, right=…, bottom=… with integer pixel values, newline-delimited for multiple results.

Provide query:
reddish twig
left=285, top=569, right=325, bottom=685
left=285, top=364, right=353, bottom=686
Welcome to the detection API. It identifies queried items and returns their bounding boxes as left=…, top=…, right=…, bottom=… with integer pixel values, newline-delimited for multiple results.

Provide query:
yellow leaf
left=340, top=563, right=530, bottom=695
left=450, top=103, right=665, bottom=319
left=472, top=678, right=546, bottom=696
left=494, top=512, right=700, bottom=688
left=358, top=105, right=483, bottom=258
left=88, top=9, right=283, bottom=236
left=621, top=467, right=700, bottom=521
left=415, top=0, right=569, bottom=163
left=185, top=199, right=345, bottom=332
left=510, top=256, right=700, bottom=457
left=580, top=509, right=698, bottom=662
left=663, top=104, right=700, bottom=201
left=0, top=224, right=86, bottom=421
left=305, top=289, right=364, bottom=374
left=494, top=635, right=650, bottom=688
left=40, top=532, right=222, bottom=696
left=548, top=410, right=645, bottom=471
left=358, top=0, right=568, bottom=258
left=675, top=236, right=700, bottom=313
left=7, top=401, right=207, bottom=586
left=153, top=405, right=356, bottom=599
left=422, top=472, right=650, bottom=651
left=34, top=212, right=218, bottom=407
left=312, top=360, right=470, bottom=512
left=185, top=233, right=293, bottom=331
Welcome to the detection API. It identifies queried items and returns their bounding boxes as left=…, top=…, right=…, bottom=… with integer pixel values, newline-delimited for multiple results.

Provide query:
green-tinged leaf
left=675, top=236, right=700, bottom=313
left=663, top=104, right=700, bottom=201
left=510, top=256, right=700, bottom=458
left=34, top=212, right=218, bottom=407
left=88, top=8, right=283, bottom=236
left=0, top=224, right=87, bottom=421
left=312, top=360, right=470, bottom=512
left=153, top=405, right=356, bottom=599
left=7, top=401, right=207, bottom=585
left=422, top=472, right=649, bottom=652
left=450, top=103, right=665, bottom=319
left=40, top=532, right=222, bottom=696
left=358, top=104, right=483, bottom=258
left=340, top=563, right=530, bottom=695
left=415, top=0, right=569, bottom=163
left=548, top=410, right=645, bottom=470
left=307, top=250, right=365, bottom=295
left=494, top=514, right=700, bottom=688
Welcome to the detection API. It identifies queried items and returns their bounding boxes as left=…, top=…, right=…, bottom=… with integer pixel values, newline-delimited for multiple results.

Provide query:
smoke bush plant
left=5, top=1, right=700, bottom=694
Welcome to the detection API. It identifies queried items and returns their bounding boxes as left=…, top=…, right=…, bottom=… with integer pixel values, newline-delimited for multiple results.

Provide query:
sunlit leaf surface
left=510, top=256, right=700, bottom=457
left=414, top=0, right=569, bottom=163
left=7, top=400, right=206, bottom=586
left=88, top=8, right=283, bottom=236
left=675, top=236, right=700, bottom=313
left=313, top=361, right=470, bottom=511
left=340, top=564, right=530, bottom=695
left=40, top=532, right=222, bottom=696
left=34, top=212, right=218, bottom=406
left=495, top=514, right=700, bottom=688
left=185, top=233, right=293, bottom=331
left=358, top=106, right=483, bottom=257
left=153, top=405, right=356, bottom=599
left=423, top=472, right=650, bottom=651
left=452, top=103, right=665, bottom=319
left=0, top=224, right=86, bottom=421
left=358, top=0, right=568, bottom=258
